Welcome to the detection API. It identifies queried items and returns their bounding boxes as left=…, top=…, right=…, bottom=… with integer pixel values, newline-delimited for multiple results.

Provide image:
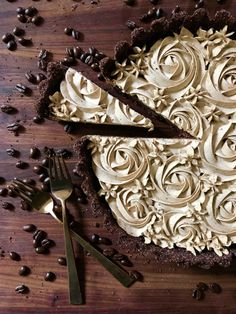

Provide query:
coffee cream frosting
left=86, top=26, right=236, bottom=257
left=48, top=68, right=153, bottom=129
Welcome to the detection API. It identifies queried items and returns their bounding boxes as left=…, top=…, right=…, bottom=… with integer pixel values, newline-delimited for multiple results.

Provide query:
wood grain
left=1, top=0, right=236, bottom=313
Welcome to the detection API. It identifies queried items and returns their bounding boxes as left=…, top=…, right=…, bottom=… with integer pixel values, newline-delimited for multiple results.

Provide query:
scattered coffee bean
left=44, top=271, right=56, bottom=281
left=124, top=0, right=135, bottom=5
left=25, top=6, right=38, bottom=17
left=126, top=20, right=137, bottom=30
left=209, top=283, right=222, bottom=294
left=150, top=0, right=159, bottom=4
left=91, top=63, right=100, bottom=72
left=37, top=59, right=47, bottom=71
left=2, top=202, right=14, bottom=210
left=33, top=115, right=44, bottom=123
left=38, top=49, right=50, bottom=60
left=32, top=239, right=38, bottom=248
left=196, top=282, right=208, bottom=291
left=97, top=72, right=105, bottom=81
left=31, top=16, right=43, bottom=25
left=57, top=257, right=67, bottom=266
left=18, top=37, right=32, bottom=46
left=15, top=284, right=29, bottom=294
left=64, top=123, right=75, bottom=134
left=94, top=52, right=106, bottom=60
left=69, top=220, right=78, bottom=229
left=15, top=83, right=31, bottom=95
left=55, top=148, right=72, bottom=158
left=91, top=234, right=100, bottom=244
left=73, top=47, right=83, bottom=59
left=33, top=165, right=45, bottom=174
left=7, top=188, right=17, bottom=197
left=113, top=253, right=126, bottom=262
left=66, top=47, right=74, bottom=57
left=98, top=236, right=112, bottom=245
left=35, top=73, right=46, bottom=83
left=61, top=56, right=75, bottom=66
left=2, top=33, right=14, bottom=43
left=43, top=177, right=50, bottom=185
left=33, top=229, right=47, bottom=242
left=88, top=46, right=98, bottom=56
left=139, top=13, right=149, bottom=23
left=6, top=148, right=18, bottom=157
left=25, top=72, right=37, bottom=84
left=64, top=27, right=73, bottom=35
left=19, top=265, right=30, bottom=276
left=1, top=104, right=16, bottom=114
left=16, top=7, right=25, bottom=15
left=195, top=0, right=204, bottom=9
left=0, top=177, right=5, bottom=184
left=13, top=26, right=25, bottom=36
left=38, top=173, right=46, bottom=182
left=172, top=5, right=181, bottom=14
left=35, top=246, right=48, bottom=254
left=20, top=200, right=32, bottom=211
left=71, top=29, right=80, bottom=40
left=130, top=270, right=143, bottom=281
left=192, top=288, right=204, bottom=301
left=41, top=239, right=54, bottom=249
left=9, top=251, right=21, bottom=261
left=7, top=122, right=22, bottom=134
left=0, top=188, right=8, bottom=196
left=17, top=14, right=27, bottom=23
left=120, top=258, right=133, bottom=267
left=156, top=8, right=162, bottom=19
left=41, top=158, right=49, bottom=167
left=22, top=178, right=36, bottom=185
left=85, top=55, right=94, bottom=65
left=77, top=196, right=87, bottom=204
left=16, top=160, right=28, bottom=169
left=102, top=248, right=117, bottom=257
left=29, top=147, right=40, bottom=159
left=7, top=40, right=17, bottom=51
left=23, top=224, right=36, bottom=232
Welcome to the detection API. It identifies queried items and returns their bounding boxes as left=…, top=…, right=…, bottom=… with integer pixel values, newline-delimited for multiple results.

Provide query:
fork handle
left=61, top=200, right=83, bottom=304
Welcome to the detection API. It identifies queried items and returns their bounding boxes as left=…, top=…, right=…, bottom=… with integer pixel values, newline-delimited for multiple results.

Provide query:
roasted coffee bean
left=124, top=0, right=135, bottom=5
left=31, top=16, right=43, bottom=25
left=64, top=27, right=73, bottom=35
left=7, top=40, right=17, bottom=51
left=17, top=14, right=27, bottom=23
left=88, top=46, right=98, bottom=56
left=33, top=229, right=47, bottom=242
left=32, top=239, right=38, bottom=248
left=147, top=7, right=156, bottom=18
left=156, top=8, right=162, bottom=19
left=77, top=196, right=87, bottom=204
left=13, top=26, right=25, bottom=36
left=33, top=115, right=44, bottom=123
left=22, top=178, right=36, bottom=185
left=71, top=29, right=80, bottom=40
left=91, top=63, right=100, bottom=72
left=140, top=13, right=149, bottom=23
left=57, top=257, right=67, bottom=266
left=64, top=123, right=75, bottom=134
left=18, top=37, right=32, bottom=46
left=1, top=105, right=16, bottom=114
left=35, top=73, right=46, bottom=83
left=0, top=177, right=5, bottom=184
left=2, top=202, right=14, bottom=210
left=29, top=147, right=40, bottom=159
left=43, top=177, right=50, bottom=185
left=2, top=33, right=14, bottom=43
left=130, top=270, right=142, bottom=281
left=97, top=72, right=105, bottom=81
left=19, top=265, right=30, bottom=276
left=94, top=52, right=106, bottom=60
left=7, top=122, right=22, bottom=133
left=69, top=220, right=78, bottom=229
left=0, top=188, right=8, bottom=196
left=102, top=248, right=117, bottom=257
left=85, top=55, right=94, bottom=66
left=113, top=253, right=126, bottom=261
left=66, top=47, right=74, bottom=57
left=35, top=246, right=48, bottom=254
left=209, top=283, right=222, bottom=294
left=120, top=258, right=133, bottom=267
left=33, top=165, right=45, bottom=174
left=195, top=0, right=204, bottom=9
left=37, top=59, right=47, bottom=71
left=41, top=239, right=54, bottom=249
left=150, top=0, right=159, bottom=4
left=7, top=188, right=17, bottom=197
left=15, top=83, right=31, bottom=95
left=16, top=160, right=28, bottom=169
left=38, top=173, right=46, bottom=182
left=25, top=6, right=38, bottom=17
left=196, top=282, right=208, bottom=291
left=6, top=148, right=18, bottom=157
left=80, top=52, right=90, bottom=63
left=41, top=158, right=49, bottom=167
left=9, top=251, right=20, bottom=261
left=217, top=0, right=224, bottom=2
left=61, top=56, right=75, bottom=66
left=20, top=200, right=32, bottom=211
left=126, top=20, right=137, bottom=30
left=98, top=236, right=112, bottom=245
left=38, top=49, right=49, bottom=60
left=192, top=288, right=204, bottom=300
left=73, top=47, right=83, bottom=59
left=16, top=7, right=25, bottom=14
left=15, top=284, right=29, bottom=294
left=172, top=5, right=181, bottom=14
left=23, top=224, right=36, bottom=232
left=25, top=72, right=36, bottom=84
left=91, top=234, right=100, bottom=244
left=44, top=271, right=56, bottom=281
left=56, top=148, right=72, bottom=158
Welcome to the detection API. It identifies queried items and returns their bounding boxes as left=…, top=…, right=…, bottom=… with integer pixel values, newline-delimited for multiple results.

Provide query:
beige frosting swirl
left=49, top=68, right=153, bottom=128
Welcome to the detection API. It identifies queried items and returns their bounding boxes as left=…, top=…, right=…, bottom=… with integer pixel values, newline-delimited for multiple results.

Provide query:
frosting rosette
left=143, top=28, right=206, bottom=99
left=199, top=120, right=236, bottom=182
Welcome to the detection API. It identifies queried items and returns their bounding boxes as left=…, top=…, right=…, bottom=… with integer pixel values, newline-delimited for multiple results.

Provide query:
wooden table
left=1, top=0, right=236, bottom=313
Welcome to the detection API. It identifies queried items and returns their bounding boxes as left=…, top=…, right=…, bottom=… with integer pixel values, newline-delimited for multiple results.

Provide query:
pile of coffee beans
left=192, top=281, right=222, bottom=301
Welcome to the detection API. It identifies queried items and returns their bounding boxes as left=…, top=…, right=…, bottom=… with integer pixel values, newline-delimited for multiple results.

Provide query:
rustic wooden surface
left=1, top=0, right=236, bottom=313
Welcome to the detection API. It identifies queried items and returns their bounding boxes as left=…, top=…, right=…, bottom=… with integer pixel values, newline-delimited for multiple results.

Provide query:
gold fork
left=11, top=179, right=136, bottom=288
left=48, top=155, right=82, bottom=304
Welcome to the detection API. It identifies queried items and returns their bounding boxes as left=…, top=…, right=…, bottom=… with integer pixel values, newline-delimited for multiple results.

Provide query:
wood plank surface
left=1, top=0, right=236, bottom=313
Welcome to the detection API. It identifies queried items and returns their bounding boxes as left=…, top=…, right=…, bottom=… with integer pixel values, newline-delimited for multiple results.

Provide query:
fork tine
left=56, top=155, right=64, bottom=179
left=10, top=184, right=32, bottom=203
left=52, top=155, right=59, bottom=179
left=13, top=179, right=35, bottom=193
left=60, top=155, right=71, bottom=180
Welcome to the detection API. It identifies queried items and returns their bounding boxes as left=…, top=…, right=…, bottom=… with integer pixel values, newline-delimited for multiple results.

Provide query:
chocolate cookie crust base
left=74, top=137, right=235, bottom=269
